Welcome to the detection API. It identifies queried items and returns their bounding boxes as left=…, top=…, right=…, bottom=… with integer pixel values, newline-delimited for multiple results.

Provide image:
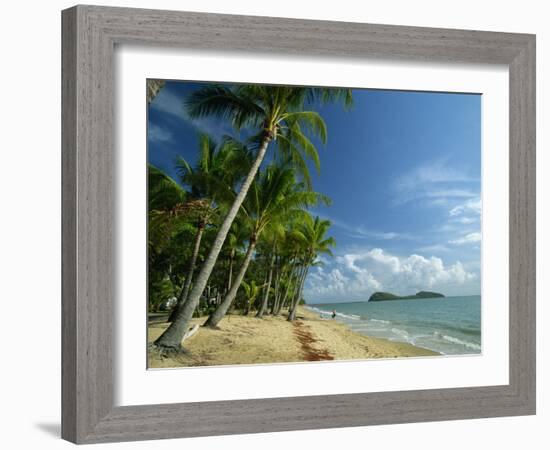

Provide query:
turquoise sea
left=307, top=295, right=481, bottom=355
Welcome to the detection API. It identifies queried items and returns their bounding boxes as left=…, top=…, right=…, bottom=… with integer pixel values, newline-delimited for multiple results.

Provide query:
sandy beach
left=148, top=306, right=438, bottom=368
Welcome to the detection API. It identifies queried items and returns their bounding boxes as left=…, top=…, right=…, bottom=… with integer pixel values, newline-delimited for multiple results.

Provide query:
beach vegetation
left=151, top=83, right=352, bottom=353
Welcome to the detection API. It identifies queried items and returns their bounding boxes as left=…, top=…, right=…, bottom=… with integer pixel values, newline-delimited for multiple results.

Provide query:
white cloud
left=148, top=124, right=173, bottom=143
left=392, top=160, right=479, bottom=206
left=150, top=88, right=185, bottom=118
left=317, top=214, right=413, bottom=241
left=449, top=198, right=482, bottom=217
left=457, top=217, right=477, bottom=225
left=449, top=232, right=481, bottom=245
left=394, top=160, right=474, bottom=191
left=304, top=247, right=477, bottom=302
left=343, top=227, right=410, bottom=241
left=424, top=189, right=477, bottom=199
left=308, top=267, right=369, bottom=297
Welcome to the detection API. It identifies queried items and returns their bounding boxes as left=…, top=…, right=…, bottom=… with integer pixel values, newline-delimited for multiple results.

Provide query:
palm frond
left=276, top=133, right=314, bottom=188
left=305, top=87, right=354, bottom=109
left=185, top=85, right=265, bottom=130
left=280, top=111, right=327, bottom=143
left=148, top=164, right=186, bottom=211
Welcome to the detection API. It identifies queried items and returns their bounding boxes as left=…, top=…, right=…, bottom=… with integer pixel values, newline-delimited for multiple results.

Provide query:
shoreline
left=298, top=306, right=439, bottom=359
left=148, top=306, right=438, bottom=368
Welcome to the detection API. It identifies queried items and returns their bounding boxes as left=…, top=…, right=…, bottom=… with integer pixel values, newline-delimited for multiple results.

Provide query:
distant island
left=368, top=291, right=445, bottom=302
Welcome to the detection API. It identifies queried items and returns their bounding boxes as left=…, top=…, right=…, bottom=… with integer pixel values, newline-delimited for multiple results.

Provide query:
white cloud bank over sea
left=304, top=247, right=478, bottom=303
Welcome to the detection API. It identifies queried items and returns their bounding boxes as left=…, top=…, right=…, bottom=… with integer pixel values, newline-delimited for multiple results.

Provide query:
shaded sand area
left=148, top=306, right=438, bottom=368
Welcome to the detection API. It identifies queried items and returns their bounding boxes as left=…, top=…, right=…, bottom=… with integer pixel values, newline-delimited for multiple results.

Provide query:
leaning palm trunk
left=203, top=238, right=257, bottom=328
left=154, top=137, right=272, bottom=350
left=288, top=265, right=309, bottom=321
left=270, top=262, right=282, bottom=314
left=276, top=259, right=297, bottom=315
left=275, top=282, right=289, bottom=315
left=277, top=270, right=295, bottom=315
left=167, top=222, right=205, bottom=322
left=226, top=249, right=235, bottom=294
left=271, top=289, right=281, bottom=315
left=256, top=252, right=275, bottom=318
left=287, top=264, right=305, bottom=312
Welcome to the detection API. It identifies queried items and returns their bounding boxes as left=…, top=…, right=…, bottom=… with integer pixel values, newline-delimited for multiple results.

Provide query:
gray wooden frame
left=62, top=4, right=536, bottom=444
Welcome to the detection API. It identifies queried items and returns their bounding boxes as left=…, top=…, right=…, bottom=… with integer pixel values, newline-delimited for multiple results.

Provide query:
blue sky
left=148, top=81, right=481, bottom=303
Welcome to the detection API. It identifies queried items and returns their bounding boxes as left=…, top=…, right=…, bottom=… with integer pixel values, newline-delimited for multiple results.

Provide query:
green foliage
left=147, top=136, right=252, bottom=312
left=147, top=79, right=166, bottom=104
left=241, top=280, right=262, bottom=314
left=148, top=164, right=186, bottom=211
left=240, top=163, right=330, bottom=242
left=149, top=276, right=176, bottom=312
left=149, top=83, right=352, bottom=318
left=186, top=84, right=353, bottom=188
left=294, top=214, right=337, bottom=264
left=175, top=134, right=251, bottom=209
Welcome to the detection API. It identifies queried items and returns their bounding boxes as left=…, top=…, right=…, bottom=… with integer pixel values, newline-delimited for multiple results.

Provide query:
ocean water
left=307, top=295, right=481, bottom=355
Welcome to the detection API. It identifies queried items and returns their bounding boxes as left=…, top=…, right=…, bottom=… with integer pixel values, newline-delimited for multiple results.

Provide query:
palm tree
left=255, top=229, right=282, bottom=318
left=167, top=134, right=249, bottom=322
left=276, top=264, right=299, bottom=314
left=148, top=164, right=186, bottom=210
left=241, top=280, right=262, bottom=315
left=288, top=215, right=335, bottom=321
left=154, top=85, right=351, bottom=351
left=223, top=222, right=249, bottom=296
left=147, top=79, right=165, bottom=104
left=147, top=165, right=188, bottom=311
left=203, top=164, right=329, bottom=328
left=147, top=165, right=186, bottom=258
left=269, top=233, right=296, bottom=315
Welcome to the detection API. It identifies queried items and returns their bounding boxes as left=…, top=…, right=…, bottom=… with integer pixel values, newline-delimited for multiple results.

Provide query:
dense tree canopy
left=149, top=82, right=352, bottom=352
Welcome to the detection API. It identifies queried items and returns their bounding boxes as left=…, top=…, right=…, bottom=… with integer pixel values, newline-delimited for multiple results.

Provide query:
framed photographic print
left=62, top=5, right=536, bottom=444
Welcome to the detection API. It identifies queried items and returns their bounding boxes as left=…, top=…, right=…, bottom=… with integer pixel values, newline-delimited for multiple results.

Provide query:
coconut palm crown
left=185, top=85, right=352, bottom=187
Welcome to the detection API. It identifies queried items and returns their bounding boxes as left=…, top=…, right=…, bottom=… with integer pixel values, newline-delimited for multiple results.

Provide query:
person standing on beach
left=331, top=310, right=336, bottom=319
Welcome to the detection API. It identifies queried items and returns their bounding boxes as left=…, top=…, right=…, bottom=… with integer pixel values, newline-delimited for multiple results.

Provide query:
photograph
left=146, top=79, right=482, bottom=368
